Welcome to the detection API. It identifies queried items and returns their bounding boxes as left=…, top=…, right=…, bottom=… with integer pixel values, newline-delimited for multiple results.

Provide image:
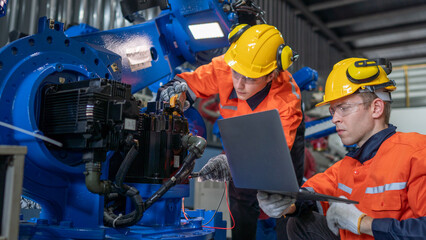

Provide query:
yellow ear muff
left=276, top=44, right=298, bottom=71
left=228, top=24, right=251, bottom=44
left=346, top=60, right=380, bottom=84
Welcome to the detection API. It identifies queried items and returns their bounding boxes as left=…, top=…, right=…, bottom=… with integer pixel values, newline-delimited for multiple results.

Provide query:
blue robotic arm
left=0, top=1, right=267, bottom=239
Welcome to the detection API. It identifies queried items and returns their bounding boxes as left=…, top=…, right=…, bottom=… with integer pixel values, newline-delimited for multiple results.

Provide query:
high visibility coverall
left=177, top=55, right=304, bottom=239
left=177, top=55, right=303, bottom=150
left=303, top=125, right=426, bottom=239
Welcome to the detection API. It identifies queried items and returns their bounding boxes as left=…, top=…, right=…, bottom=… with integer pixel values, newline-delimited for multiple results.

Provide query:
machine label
left=124, top=118, right=137, bottom=131
left=174, top=155, right=180, bottom=168
left=126, top=46, right=152, bottom=72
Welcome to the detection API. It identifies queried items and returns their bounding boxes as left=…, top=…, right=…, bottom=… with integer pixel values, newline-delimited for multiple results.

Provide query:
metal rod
left=403, top=65, right=410, bottom=107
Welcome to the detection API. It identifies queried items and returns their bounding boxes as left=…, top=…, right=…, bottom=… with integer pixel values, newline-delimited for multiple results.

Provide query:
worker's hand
left=198, top=154, right=232, bottom=182
left=257, top=191, right=296, bottom=218
left=158, top=81, right=188, bottom=102
left=326, top=196, right=366, bottom=235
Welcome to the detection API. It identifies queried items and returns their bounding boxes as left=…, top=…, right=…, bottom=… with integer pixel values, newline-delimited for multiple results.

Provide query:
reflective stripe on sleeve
left=338, top=183, right=353, bottom=194
left=365, top=182, right=407, bottom=194
left=289, top=78, right=300, bottom=99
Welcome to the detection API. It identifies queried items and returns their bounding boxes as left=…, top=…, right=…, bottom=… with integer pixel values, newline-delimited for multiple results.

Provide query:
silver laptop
left=218, top=109, right=358, bottom=204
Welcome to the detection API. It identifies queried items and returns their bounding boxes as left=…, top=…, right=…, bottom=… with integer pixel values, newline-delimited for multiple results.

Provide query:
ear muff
left=228, top=24, right=251, bottom=44
left=346, top=58, right=391, bottom=84
left=276, top=44, right=298, bottom=71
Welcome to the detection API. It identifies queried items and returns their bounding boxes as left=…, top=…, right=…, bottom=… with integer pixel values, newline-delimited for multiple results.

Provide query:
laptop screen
left=218, top=109, right=299, bottom=193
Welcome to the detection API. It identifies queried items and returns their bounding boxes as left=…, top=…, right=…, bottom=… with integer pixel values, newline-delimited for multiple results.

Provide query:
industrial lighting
left=188, top=22, right=224, bottom=40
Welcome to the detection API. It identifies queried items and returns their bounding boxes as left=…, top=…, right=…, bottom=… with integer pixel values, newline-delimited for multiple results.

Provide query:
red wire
left=203, top=182, right=235, bottom=230
left=182, top=197, right=189, bottom=220
left=181, top=182, right=235, bottom=230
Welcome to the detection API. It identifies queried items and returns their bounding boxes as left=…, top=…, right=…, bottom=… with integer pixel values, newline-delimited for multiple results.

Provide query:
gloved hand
left=198, top=154, right=232, bottom=182
left=158, top=81, right=188, bottom=102
left=326, top=196, right=366, bottom=235
left=257, top=191, right=296, bottom=218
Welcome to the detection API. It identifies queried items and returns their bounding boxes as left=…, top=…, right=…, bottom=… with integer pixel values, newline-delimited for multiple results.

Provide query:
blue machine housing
left=0, top=0, right=236, bottom=239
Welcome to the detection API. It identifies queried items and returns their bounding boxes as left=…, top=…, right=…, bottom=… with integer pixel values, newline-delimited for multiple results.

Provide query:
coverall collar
left=229, top=82, right=272, bottom=111
left=346, top=124, right=397, bottom=163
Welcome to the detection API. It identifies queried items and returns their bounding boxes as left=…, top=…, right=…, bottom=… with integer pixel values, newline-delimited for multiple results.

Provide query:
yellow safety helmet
left=224, top=24, right=298, bottom=79
left=316, top=58, right=396, bottom=107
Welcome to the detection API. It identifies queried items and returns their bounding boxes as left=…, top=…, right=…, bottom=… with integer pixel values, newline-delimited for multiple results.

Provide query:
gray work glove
left=257, top=191, right=296, bottom=218
left=159, top=81, right=188, bottom=102
left=198, top=154, right=232, bottom=182
left=326, top=196, right=366, bottom=235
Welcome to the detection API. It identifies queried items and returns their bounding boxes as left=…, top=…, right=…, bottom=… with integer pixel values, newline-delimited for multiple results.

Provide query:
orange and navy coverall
left=177, top=55, right=303, bottom=150
left=302, top=125, right=426, bottom=239
left=172, top=55, right=304, bottom=239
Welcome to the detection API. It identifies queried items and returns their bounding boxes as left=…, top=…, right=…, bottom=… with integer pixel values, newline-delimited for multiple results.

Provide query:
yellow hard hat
left=224, top=24, right=297, bottom=79
left=316, top=58, right=396, bottom=107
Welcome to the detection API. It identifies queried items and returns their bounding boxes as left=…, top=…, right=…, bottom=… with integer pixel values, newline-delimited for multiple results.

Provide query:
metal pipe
left=29, top=0, right=39, bottom=35
left=84, top=162, right=112, bottom=194
left=403, top=65, right=410, bottom=107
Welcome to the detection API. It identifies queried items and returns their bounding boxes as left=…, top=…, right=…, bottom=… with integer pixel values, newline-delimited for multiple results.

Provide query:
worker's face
left=232, top=70, right=272, bottom=101
left=329, top=94, right=375, bottom=147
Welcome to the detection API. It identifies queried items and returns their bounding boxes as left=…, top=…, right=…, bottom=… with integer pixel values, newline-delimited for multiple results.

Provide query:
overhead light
left=188, top=22, right=224, bottom=40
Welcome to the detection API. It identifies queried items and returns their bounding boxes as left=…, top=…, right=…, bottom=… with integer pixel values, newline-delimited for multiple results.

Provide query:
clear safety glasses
left=329, top=102, right=371, bottom=117
left=231, top=70, right=263, bottom=84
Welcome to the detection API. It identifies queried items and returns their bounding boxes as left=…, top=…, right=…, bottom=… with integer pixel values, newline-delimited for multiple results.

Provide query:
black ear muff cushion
left=276, top=44, right=295, bottom=71
left=276, top=44, right=285, bottom=71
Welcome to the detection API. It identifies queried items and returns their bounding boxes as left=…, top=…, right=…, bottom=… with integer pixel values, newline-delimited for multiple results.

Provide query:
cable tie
left=112, top=213, right=123, bottom=228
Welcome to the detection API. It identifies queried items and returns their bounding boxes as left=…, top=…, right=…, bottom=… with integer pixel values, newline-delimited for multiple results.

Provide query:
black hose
left=103, top=146, right=144, bottom=228
left=103, top=184, right=144, bottom=227
left=115, top=145, right=139, bottom=191
left=104, top=136, right=202, bottom=228
left=144, top=152, right=196, bottom=210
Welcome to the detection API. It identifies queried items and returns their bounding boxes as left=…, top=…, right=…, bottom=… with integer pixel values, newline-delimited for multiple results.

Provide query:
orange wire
left=182, top=197, right=189, bottom=220
left=181, top=182, right=235, bottom=230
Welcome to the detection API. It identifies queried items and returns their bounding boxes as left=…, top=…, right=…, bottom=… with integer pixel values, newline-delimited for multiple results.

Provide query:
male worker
left=158, top=24, right=305, bottom=240
left=257, top=58, right=426, bottom=239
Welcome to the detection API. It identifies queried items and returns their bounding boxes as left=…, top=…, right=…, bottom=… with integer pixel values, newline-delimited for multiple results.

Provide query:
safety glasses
left=231, top=70, right=263, bottom=84
left=329, top=101, right=371, bottom=117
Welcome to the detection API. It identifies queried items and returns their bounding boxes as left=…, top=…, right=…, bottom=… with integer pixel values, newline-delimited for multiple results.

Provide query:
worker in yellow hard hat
left=257, top=57, right=426, bottom=240
left=158, top=24, right=305, bottom=240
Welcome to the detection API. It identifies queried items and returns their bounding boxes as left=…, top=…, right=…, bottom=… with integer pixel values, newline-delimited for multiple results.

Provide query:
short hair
left=266, top=69, right=279, bottom=81
left=358, top=92, right=391, bottom=124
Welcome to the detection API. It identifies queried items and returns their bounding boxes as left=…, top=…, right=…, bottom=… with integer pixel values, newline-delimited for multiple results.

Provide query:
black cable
left=202, top=182, right=226, bottom=226
left=144, top=152, right=196, bottom=210
left=115, top=145, right=138, bottom=190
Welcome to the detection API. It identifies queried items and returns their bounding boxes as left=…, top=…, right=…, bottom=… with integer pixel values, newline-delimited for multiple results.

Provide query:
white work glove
left=257, top=191, right=296, bottom=218
left=326, top=196, right=366, bottom=235
left=198, top=154, right=232, bottom=182
left=159, top=81, right=188, bottom=102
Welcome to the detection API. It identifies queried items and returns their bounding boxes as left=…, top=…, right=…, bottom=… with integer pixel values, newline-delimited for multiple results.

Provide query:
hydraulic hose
left=104, top=134, right=206, bottom=228
left=144, top=152, right=196, bottom=210
left=115, top=145, right=139, bottom=190
left=103, top=184, right=144, bottom=227
left=103, top=145, right=143, bottom=228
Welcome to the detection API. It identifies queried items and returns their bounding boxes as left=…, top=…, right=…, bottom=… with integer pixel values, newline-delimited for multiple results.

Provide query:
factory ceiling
left=285, top=0, right=426, bottom=67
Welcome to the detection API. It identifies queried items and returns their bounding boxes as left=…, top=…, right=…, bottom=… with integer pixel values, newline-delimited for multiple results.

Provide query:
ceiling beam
left=356, top=37, right=426, bottom=52
left=389, top=53, right=426, bottom=62
left=284, top=0, right=355, bottom=57
left=341, top=21, right=426, bottom=42
left=326, top=5, right=426, bottom=29
left=308, top=0, right=368, bottom=12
